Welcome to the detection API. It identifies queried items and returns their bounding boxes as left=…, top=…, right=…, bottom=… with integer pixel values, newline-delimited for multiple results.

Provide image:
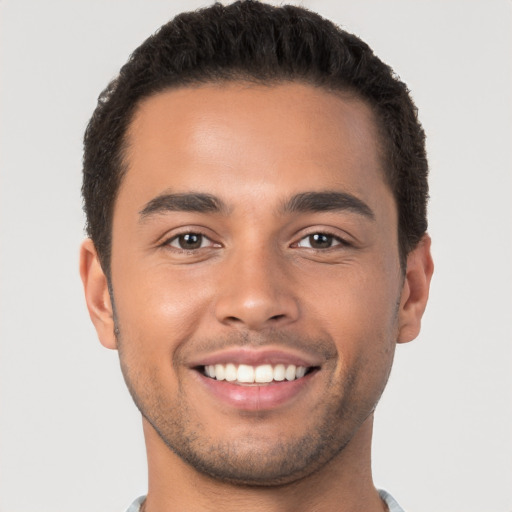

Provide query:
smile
left=190, top=347, right=324, bottom=410
left=203, top=363, right=313, bottom=384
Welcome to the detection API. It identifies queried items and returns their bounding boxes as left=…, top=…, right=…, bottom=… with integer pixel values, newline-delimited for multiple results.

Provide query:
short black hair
left=82, top=0, right=428, bottom=275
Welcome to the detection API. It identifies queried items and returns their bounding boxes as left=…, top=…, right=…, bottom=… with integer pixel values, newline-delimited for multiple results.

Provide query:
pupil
left=310, top=233, right=332, bottom=248
left=179, top=233, right=202, bottom=249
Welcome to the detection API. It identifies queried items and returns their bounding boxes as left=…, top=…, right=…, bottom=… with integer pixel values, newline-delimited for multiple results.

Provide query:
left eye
left=167, top=233, right=214, bottom=250
left=295, top=233, right=344, bottom=249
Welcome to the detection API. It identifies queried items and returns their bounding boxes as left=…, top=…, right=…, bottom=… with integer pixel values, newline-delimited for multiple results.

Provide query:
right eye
left=167, top=233, right=216, bottom=251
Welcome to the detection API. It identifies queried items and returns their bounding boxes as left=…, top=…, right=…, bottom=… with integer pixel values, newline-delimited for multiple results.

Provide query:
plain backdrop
left=1, top=1, right=511, bottom=511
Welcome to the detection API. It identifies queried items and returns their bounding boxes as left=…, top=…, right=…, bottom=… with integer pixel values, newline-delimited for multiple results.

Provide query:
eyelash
left=162, top=230, right=350, bottom=253
left=164, top=231, right=219, bottom=252
left=293, top=231, right=350, bottom=250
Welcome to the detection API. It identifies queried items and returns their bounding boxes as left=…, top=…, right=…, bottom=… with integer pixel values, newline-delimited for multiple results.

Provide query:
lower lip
left=196, top=372, right=315, bottom=411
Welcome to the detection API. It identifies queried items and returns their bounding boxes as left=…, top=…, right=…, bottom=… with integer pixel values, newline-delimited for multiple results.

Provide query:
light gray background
left=1, top=1, right=511, bottom=511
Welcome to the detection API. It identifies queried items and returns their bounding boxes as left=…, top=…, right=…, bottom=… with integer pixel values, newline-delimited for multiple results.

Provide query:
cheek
left=300, top=262, right=400, bottom=365
left=303, top=257, right=400, bottom=322
left=112, top=263, right=216, bottom=359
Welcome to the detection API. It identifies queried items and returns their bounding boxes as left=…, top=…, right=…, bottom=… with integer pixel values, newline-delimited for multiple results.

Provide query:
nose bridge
left=214, top=237, right=299, bottom=330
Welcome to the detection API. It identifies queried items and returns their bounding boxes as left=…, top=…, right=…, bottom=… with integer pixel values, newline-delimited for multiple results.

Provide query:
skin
left=80, top=82, right=433, bottom=512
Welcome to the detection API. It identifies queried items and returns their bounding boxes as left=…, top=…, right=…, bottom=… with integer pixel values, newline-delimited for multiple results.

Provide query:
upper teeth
left=204, top=363, right=308, bottom=383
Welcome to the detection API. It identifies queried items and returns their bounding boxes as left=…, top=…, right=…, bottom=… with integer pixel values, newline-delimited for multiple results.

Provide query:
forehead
left=120, top=82, right=390, bottom=214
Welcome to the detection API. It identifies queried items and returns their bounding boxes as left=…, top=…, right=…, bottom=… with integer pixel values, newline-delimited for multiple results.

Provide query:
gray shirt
left=125, top=489, right=405, bottom=511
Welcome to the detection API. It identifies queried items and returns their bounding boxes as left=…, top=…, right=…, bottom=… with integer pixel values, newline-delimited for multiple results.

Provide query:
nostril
left=269, top=314, right=286, bottom=321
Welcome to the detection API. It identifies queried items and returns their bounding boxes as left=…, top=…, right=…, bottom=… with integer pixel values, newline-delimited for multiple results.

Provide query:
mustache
left=179, top=329, right=338, bottom=362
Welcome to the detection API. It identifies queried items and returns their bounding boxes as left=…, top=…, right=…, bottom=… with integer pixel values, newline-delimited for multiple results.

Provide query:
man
left=79, top=1, right=433, bottom=511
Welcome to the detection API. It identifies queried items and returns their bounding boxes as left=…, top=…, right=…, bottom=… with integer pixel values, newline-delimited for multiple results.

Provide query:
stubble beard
left=115, top=331, right=394, bottom=487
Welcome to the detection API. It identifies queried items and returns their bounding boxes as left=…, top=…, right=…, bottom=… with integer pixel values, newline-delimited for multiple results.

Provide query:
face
left=94, top=83, right=411, bottom=484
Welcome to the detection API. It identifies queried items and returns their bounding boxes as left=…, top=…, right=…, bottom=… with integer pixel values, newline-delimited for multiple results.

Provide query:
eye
left=167, top=232, right=216, bottom=250
left=295, top=233, right=346, bottom=249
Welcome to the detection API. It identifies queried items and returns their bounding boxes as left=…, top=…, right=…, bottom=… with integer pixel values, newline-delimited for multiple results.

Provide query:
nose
left=214, top=245, right=300, bottom=331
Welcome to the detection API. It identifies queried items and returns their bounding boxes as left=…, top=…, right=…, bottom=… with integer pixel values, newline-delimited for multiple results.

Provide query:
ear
left=397, top=234, right=434, bottom=344
left=79, top=238, right=117, bottom=350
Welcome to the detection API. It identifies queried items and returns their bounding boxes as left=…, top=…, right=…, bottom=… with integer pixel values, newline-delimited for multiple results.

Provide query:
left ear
left=397, top=234, right=434, bottom=343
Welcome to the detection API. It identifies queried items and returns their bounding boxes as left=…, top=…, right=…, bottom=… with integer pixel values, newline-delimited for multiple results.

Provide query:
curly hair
left=83, top=0, right=428, bottom=276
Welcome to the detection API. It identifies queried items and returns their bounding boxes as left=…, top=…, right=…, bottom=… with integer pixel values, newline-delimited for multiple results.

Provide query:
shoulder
left=124, top=495, right=146, bottom=512
left=378, top=489, right=406, bottom=512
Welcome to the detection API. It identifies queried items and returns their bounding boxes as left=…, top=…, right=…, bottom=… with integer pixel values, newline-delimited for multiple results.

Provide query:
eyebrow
left=282, top=191, right=375, bottom=219
left=139, top=190, right=374, bottom=221
left=139, top=192, right=228, bottom=219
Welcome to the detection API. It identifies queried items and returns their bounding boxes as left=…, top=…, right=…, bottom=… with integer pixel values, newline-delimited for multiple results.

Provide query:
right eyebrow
left=139, top=192, right=229, bottom=221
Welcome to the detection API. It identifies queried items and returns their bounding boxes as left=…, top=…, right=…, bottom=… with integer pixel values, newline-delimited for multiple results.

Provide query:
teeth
left=225, top=363, right=237, bottom=382
left=285, top=364, right=296, bottom=381
left=215, top=364, right=225, bottom=381
left=204, top=363, right=309, bottom=383
left=295, top=366, right=307, bottom=378
left=237, top=364, right=255, bottom=383
left=254, top=364, right=273, bottom=383
left=273, top=364, right=285, bottom=381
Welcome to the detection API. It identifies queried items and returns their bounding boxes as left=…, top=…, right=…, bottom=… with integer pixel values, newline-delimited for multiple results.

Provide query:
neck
left=141, top=415, right=385, bottom=512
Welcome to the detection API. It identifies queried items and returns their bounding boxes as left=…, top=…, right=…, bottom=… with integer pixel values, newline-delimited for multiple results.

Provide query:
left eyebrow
left=139, top=192, right=229, bottom=220
left=281, top=191, right=375, bottom=220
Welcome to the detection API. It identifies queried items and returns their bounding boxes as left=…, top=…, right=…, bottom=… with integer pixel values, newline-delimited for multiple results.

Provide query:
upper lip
left=189, top=347, right=323, bottom=368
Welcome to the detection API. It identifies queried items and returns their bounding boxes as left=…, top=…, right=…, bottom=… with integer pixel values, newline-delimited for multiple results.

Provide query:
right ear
left=79, top=239, right=117, bottom=349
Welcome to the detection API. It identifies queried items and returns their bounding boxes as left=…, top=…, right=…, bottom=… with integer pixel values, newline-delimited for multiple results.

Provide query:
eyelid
left=168, top=233, right=215, bottom=250
left=291, top=229, right=353, bottom=249
left=159, top=227, right=222, bottom=251
left=295, top=234, right=344, bottom=249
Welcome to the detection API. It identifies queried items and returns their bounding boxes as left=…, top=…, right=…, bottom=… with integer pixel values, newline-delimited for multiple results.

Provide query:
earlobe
left=79, top=239, right=117, bottom=350
left=397, top=234, right=434, bottom=344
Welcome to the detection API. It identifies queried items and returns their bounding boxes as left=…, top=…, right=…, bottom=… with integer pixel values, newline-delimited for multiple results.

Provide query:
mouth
left=190, top=349, right=323, bottom=411
left=199, top=363, right=318, bottom=385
